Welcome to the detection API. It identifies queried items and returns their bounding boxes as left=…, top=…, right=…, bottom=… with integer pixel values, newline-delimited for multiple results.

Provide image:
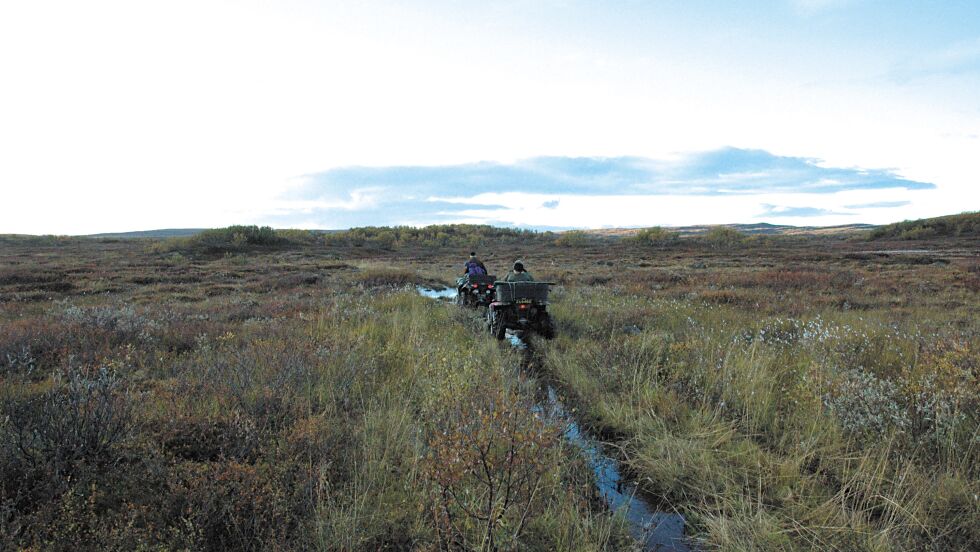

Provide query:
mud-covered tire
left=490, top=310, right=506, bottom=340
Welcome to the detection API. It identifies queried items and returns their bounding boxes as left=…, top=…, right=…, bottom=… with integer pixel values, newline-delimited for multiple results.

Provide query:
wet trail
left=418, top=286, right=693, bottom=551
left=512, top=334, right=692, bottom=552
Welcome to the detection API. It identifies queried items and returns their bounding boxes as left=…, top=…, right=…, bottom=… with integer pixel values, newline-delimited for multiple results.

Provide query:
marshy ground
left=1, top=221, right=977, bottom=550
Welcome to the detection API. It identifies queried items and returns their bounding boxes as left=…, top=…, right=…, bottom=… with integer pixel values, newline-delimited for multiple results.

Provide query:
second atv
left=456, top=273, right=497, bottom=308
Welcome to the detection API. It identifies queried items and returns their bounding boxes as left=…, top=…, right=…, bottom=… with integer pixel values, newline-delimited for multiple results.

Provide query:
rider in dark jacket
left=458, top=252, right=488, bottom=294
left=463, top=252, right=488, bottom=276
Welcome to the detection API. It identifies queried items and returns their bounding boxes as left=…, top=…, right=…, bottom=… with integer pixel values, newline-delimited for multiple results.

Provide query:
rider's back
left=504, top=271, right=534, bottom=282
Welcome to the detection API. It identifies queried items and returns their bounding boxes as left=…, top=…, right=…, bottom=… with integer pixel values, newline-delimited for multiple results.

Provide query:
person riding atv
left=504, top=260, right=533, bottom=282
left=456, top=252, right=495, bottom=307
left=463, top=252, right=488, bottom=277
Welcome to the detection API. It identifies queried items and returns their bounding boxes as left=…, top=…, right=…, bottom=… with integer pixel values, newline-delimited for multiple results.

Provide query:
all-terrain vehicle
left=456, top=274, right=497, bottom=308
left=486, top=281, right=555, bottom=340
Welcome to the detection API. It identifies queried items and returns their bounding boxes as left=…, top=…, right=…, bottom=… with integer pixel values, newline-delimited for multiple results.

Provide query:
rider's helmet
left=513, top=260, right=525, bottom=272
left=469, top=252, right=477, bottom=258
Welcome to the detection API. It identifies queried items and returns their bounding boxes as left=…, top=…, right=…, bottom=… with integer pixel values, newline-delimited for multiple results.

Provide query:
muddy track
left=514, top=335, right=693, bottom=552
left=419, top=286, right=694, bottom=551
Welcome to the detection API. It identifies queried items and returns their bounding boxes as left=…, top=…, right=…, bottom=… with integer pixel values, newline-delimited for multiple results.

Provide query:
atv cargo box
left=493, top=281, right=551, bottom=303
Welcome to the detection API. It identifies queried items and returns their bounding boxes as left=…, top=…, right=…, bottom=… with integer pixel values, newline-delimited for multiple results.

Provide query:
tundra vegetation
left=1, top=214, right=978, bottom=551
left=869, top=211, right=979, bottom=241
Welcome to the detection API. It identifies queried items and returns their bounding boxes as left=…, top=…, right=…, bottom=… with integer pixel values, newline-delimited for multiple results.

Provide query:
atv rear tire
left=490, top=311, right=506, bottom=341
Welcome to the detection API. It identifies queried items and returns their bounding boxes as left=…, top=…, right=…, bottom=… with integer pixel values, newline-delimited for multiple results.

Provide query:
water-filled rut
left=418, top=286, right=693, bottom=551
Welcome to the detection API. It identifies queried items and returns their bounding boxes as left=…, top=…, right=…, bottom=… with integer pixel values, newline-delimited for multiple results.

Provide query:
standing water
left=416, top=285, right=457, bottom=300
left=538, top=384, right=691, bottom=551
left=514, top=329, right=691, bottom=551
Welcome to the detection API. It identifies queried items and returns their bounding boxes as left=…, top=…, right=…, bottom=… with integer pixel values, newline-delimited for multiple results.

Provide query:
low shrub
left=423, top=374, right=561, bottom=550
left=155, top=225, right=287, bottom=255
left=701, top=226, right=745, bottom=248
left=629, top=226, right=680, bottom=246
left=3, top=366, right=133, bottom=474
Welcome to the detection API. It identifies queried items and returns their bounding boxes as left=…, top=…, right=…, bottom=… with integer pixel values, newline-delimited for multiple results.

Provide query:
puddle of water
left=416, top=285, right=457, bottom=300
left=540, top=385, right=692, bottom=551
left=509, top=333, right=691, bottom=551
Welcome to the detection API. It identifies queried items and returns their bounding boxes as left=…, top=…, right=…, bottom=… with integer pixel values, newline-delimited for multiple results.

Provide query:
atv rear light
left=519, top=304, right=528, bottom=310
left=471, top=284, right=479, bottom=288
left=487, top=284, right=494, bottom=288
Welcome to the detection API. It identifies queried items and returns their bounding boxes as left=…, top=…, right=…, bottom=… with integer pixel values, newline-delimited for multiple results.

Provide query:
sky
left=1, top=0, right=978, bottom=234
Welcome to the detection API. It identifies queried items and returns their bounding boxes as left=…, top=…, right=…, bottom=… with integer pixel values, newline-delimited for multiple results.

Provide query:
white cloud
left=423, top=187, right=937, bottom=229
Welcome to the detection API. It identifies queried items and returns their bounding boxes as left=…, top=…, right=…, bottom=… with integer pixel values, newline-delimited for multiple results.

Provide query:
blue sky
left=0, top=1, right=977, bottom=233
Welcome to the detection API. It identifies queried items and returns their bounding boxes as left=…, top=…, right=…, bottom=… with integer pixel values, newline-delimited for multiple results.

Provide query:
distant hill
left=584, top=223, right=874, bottom=238
left=83, top=228, right=345, bottom=239
left=83, top=229, right=209, bottom=239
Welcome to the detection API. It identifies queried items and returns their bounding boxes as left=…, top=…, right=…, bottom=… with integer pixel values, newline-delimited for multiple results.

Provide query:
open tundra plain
left=1, top=217, right=978, bottom=551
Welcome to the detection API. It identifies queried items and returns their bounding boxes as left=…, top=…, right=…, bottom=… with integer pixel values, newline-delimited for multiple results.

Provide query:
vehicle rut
left=419, top=286, right=694, bottom=551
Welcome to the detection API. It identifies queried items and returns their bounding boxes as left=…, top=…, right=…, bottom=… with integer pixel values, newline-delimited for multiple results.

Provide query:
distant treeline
left=152, top=224, right=551, bottom=254
left=0, top=234, right=78, bottom=246
left=869, top=212, right=979, bottom=240
left=318, top=224, right=547, bottom=248
left=152, top=223, right=760, bottom=255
